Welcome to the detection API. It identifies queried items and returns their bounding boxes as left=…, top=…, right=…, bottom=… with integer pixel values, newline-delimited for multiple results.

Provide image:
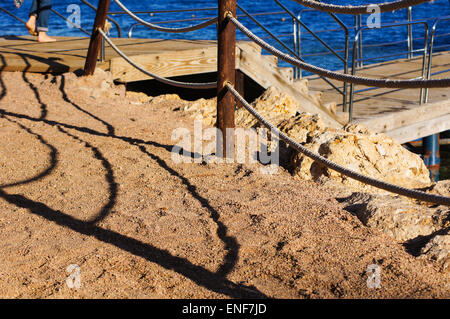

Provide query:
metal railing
left=425, top=16, right=450, bottom=103
left=348, top=20, right=429, bottom=122
left=292, top=7, right=350, bottom=110
left=1, top=1, right=449, bottom=121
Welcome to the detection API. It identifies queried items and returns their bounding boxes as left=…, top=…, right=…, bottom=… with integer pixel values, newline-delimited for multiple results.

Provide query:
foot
left=25, top=17, right=37, bottom=36
left=37, top=32, right=56, bottom=43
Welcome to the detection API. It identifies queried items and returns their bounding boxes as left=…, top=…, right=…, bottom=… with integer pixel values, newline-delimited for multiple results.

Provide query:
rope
left=225, top=83, right=450, bottom=206
left=289, top=0, right=432, bottom=15
left=99, top=30, right=217, bottom=89
left=228, top=15, right=450, bottom=88
left=113, top=0, right=218, bottom=33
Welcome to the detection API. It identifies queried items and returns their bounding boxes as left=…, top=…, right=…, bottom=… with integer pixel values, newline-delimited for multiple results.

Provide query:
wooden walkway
left=306, top=51, right=450, bottom=143
left=0, top=35, right=449, bottom=142
left=0, top=35, right=340, bottom=128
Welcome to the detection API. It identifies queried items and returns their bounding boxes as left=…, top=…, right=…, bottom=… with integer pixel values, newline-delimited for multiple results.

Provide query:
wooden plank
left=360, top=99, right=450, bottom=133
left=237, top=43, right=342, bottom=128
left=305, top=51, right=450, bottom=123
left=109, top=46, right=219, bottom=82
left=385, top=113, right=450, bottom=144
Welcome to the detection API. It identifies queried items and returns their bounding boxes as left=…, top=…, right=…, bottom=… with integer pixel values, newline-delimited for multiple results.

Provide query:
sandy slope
left=0, top=71, right=448, bottom=298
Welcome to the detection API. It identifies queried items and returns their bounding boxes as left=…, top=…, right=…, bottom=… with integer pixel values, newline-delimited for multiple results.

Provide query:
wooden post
left=84, top=0, right=111, bottom=75
left=217, top=0, right=236, bottom=158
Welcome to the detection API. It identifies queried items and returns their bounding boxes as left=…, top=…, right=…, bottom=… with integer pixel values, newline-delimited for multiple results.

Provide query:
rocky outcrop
left=341, top=192, right=450, bottom=242
left=286, top=122, right=432, bottom=193
left=59, top=68, right=126, bottom=100
left=180, top=86, right=432, bottom=193
left=176, top=85, right=449, bottom=271
left=235, top=86, right=299, bottom=128
left=181, top=86, right=300, bottom=128
left=182, top=97, right=216, bottom=126
left=419, top=234, right=450, bottom=273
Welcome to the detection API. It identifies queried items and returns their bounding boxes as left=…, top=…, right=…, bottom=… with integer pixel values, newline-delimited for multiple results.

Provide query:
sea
left=1, top=0, right=449, bottom=178
left=2, top=0, right=450, bottom=70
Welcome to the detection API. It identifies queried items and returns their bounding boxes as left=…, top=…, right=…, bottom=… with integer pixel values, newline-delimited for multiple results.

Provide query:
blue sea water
left=1, top=0, right=450, bottom=71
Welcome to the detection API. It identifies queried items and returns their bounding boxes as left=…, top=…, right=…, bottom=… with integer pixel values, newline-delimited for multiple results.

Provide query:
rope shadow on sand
left=55, top=75, right=242, bottom=279
left=0, top=188, right=266, bottom=298
left=57, top=79, right=245, bottom=289
left=0, top=70, right=265, bottom=298
left=0, top=55, right=58, bottom=188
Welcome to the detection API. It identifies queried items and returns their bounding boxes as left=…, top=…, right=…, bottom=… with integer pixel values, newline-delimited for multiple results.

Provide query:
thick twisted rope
left=289, top=0, right=432, bottom=15
left=99, top=30, right=217, bottom=89
left=225, top=83, right=450, bottom=206
left=114, top=0, right=218, bottom=33
left=228, top=14, right=450, bottom=88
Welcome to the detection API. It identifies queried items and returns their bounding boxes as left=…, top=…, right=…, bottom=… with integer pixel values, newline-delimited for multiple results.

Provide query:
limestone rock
left=180, top=86, right=299, bottom=128
left=126, top=91, right=152, bottom=104
left=419, top=234, right=450, bottom=273
left=235, top=86, right=299, bottom=128
left=342, top=192, right=450, bottom=242
left=150, top=94, right=181, bottom=104
left=60, top=68, right=125, bottom=100
left=430, top=180, right=450, bottom=197
left=289, top=123, right=432, bottom=192
left=183, top=97, right=217, bottom=126
left=177, top=85, right=432, bottom=195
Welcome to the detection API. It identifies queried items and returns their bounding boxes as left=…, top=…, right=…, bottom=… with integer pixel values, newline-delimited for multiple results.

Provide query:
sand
left=0, top=71, right=448, bottom=298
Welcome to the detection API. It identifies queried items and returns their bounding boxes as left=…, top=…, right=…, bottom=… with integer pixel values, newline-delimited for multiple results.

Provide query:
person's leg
left=35, top=0, right=55, bottom=42
left=26, top=0, right=38, bottom=35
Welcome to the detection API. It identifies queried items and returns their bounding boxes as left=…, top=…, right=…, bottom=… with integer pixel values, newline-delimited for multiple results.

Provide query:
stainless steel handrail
left=294, top=7, right=350, bottom=110
left=425, top=16, right=450, bottom=103
left=349, top=20, right=429, bottom=122
left=236, top=3, right=345, bottom=96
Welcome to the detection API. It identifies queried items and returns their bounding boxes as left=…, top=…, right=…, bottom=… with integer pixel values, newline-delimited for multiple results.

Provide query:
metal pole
left=84, top=0, right=111, bottom=75
left=217, top=0, right=236, bottom=159
left=407, top=6, right=413, bottom=59
left=423, top=134, right=440, bottom=182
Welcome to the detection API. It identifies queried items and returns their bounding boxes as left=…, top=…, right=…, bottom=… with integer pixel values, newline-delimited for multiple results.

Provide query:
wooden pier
left=306, top=51, right=450, bottom=143
left=0, top=35, right=448, bottom=143
left=0, top=35, right=339, bottom=127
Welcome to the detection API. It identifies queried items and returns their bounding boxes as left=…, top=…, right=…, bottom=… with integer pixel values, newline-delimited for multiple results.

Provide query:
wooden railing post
left=217, top=0, right=236, bottom=158
left=84, top=0, right=111, bottom=75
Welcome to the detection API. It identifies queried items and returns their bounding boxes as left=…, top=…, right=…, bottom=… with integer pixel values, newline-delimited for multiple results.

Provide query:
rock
left=60, top=68, right=125, bottom=100
left=342, top=192, right=450, bottom=242
left=430, top=180, right=450, bottom=197
left=180, top=86, right=299, bottom=128
left=178, top=86, right=432, bottom=194
left=289, top=122, right=432, bottom=192
left=126, top=91, right=152, bottom=104
left=183, top=97, right=217, bottom=126
left=235, top=86, right=298, bottom=128
left=150, top=94, right=181, bottom=104
left=419, top=234, right=450, bottom=273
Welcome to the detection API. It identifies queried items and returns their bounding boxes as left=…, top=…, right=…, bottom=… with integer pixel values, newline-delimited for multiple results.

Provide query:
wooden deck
left=0, top=35, right=341, bottom=128
left=1, top=35, right=448, bottom=142
left=306, top=51, right=450, bottom=142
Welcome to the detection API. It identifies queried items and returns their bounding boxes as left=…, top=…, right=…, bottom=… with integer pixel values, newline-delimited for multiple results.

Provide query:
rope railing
left=225, top=82, right=450, bottom=206
left=113, top=0, right=218, bottom=33
left=228, top=14, right=450, bottom=89
left=289, top=0, right=432, bottom=15
left=98, top=30, right=217, bottom=89
left=83, top=1, right=450, bottom=206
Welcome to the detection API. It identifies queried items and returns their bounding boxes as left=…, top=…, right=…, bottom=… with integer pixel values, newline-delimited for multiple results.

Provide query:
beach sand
left=0, top=71, right=448, bottom=298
